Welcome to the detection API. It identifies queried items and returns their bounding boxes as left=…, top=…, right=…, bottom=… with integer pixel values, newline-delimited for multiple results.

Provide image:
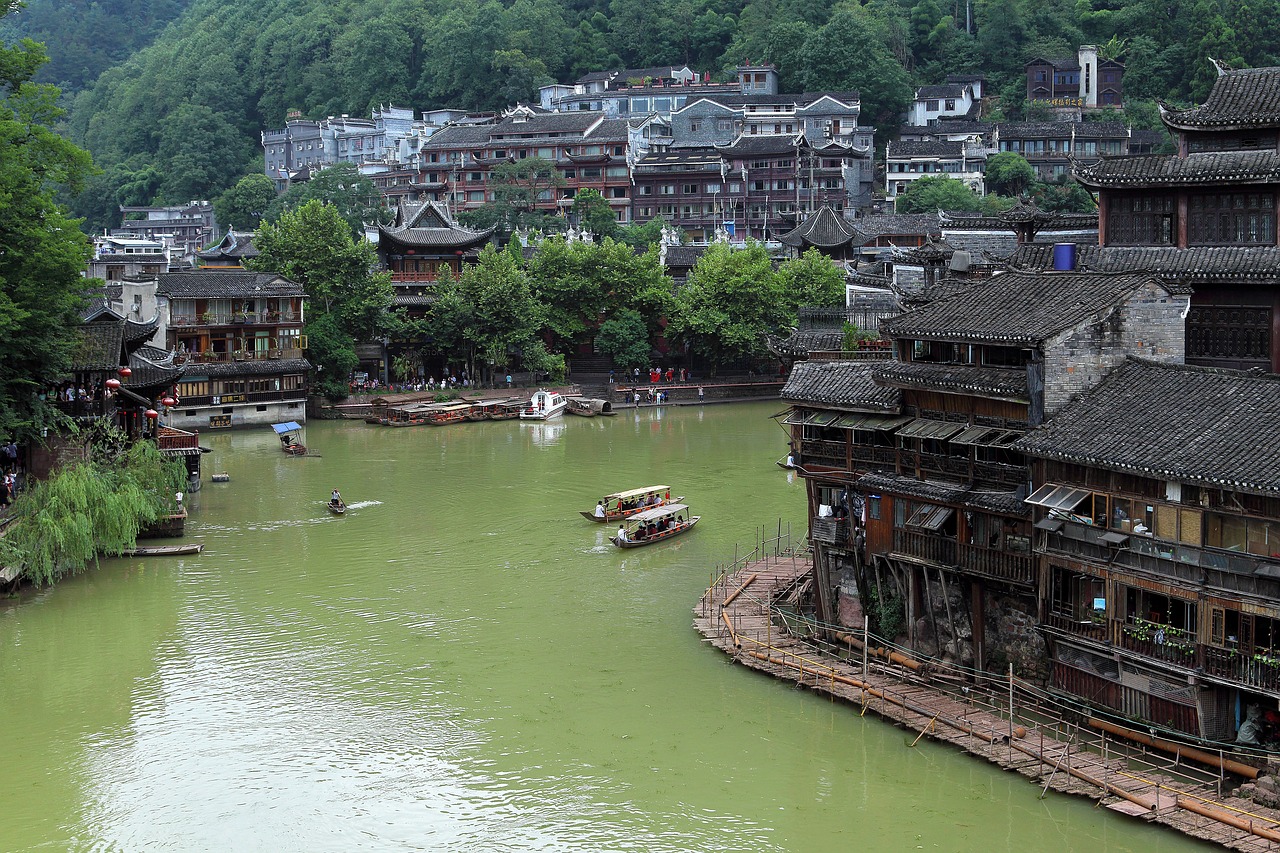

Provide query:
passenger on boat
left=646, top=522, right=657, bottom=538
left=594, top=501, right=606, bottom=518
left=634, top=525, right=647, bottom=540
left=657, top=517, right=669, bottom=532
left=331, top=488, right=342, bottom=506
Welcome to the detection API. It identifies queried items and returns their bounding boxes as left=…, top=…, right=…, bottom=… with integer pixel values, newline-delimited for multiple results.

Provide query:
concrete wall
left=166, top=399, right=307, bottom=432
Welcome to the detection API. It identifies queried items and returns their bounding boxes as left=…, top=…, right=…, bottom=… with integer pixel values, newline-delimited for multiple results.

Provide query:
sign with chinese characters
left=208, top=414, right=232, bottom=429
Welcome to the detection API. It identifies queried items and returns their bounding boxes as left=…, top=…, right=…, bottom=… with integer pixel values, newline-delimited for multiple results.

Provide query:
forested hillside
left=31, top=0, right=1280, bottom=232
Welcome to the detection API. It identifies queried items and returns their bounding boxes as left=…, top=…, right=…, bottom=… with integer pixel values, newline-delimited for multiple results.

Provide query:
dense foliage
left=19, top=0, right=1268, bottom=230
left=0, top=8, right=95, bottom=442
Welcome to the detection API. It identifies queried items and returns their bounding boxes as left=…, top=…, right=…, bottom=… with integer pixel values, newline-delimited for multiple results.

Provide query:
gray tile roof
left=158, top=271, right=304, bottom=298
left=888, top=140, right=965, bottom=158
left=200, top=358, right=312, bottom=378
left=915, top=84, right=965, bottom=100
left=872, top=362, right=1029, bottom=399
left=781, top=360, right=901, bottom=411
left=768, top=330, right=846, bottom=357
left=1074, top=151, right=1280, bottom=188
left=1014, top=359, right=1280, bottom=497
left=778, top=205, right=860, bottom=248
left=1009, top=243, right=1280, bottom=281
left=422, top=124, right=493, bottom=148
left=881, top=270, right=1161, bottom=344
left=851, top=213, right=942, bottom=242
left=379, top=201, right=495, bottom=249
left=856, top=472, right=1028, bottom=516
left=1163, top=65, right=1280, bottom=129
left=716, top=135, right=801, bottom=157
left=997, top=121, right=1130, bottom=139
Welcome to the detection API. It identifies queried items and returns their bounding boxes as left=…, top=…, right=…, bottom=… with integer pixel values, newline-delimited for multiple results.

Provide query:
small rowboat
left=328, top=500, right=346, bottom=515
left=566, top=397, right=615, bottom=417
left=121, top=543, right=204, bottom=557
left=211, top=472, right=230, bottom=482
left=581, top=485, right=681, bottom=523
left=611, top=503, right=699, bottom=548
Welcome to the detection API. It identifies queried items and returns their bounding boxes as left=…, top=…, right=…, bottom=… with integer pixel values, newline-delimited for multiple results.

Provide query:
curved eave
left=1017, top=445, right=1280, bottom=500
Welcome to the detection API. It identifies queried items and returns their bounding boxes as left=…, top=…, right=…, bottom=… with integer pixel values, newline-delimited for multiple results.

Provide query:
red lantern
left=118, top=366, right=132, bottom=378
left=162, top=396, right=176, bottom=407
left=144, top=409, right=159, bottom=420
left=105, top=378, right=121, bottom=391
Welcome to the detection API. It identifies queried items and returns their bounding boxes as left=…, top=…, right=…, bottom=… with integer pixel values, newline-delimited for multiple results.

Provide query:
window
left=1108, top=194, right=1175, bottom=246
left=659, top=184, right=675, bottom=195
left=683, top=183, right=699, bottom=194
left=690, top=120, right=702, bottom=132
left=1188, top=192, right=1276, bottom=246
left=926, top=100, right=940, bottom=111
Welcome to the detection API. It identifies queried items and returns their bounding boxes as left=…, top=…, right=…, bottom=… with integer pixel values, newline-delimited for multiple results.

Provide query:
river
left=0, top=402, right=1211, bottom=851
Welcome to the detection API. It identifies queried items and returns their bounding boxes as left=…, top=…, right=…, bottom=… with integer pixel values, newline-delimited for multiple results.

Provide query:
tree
left=215, top=173, right=278, bottom=232
left=595, top=308, right=652, bottom=372
left=795, top=8, right=912, bottom=136
left=572, top=188, right=618, bottom=240
left=442, top=245, right=545, bottom=383
left=984, top=152, right=1036, bottom=198
left=265, top=162, right=388, bottom=238
left=491, top=156, right=565, bottom=216
left=666, top=242, right=786, bottom=375
left=777, top=248, right=845, bottom=317
left=616, top=216, right=669, bottom=250
left=895, top=176, right=984, bottom=214
left=0, top=15, right=96, bottom=441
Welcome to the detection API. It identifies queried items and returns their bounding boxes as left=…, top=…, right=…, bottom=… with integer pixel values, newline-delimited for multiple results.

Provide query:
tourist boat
left=384, top=402, right=440, bottom=426
left=610, top=503, right=699, bottom=548
left=580, top=485, right=681, bottom=523
left=121, top=543, right=204, bottom=557
left=519, top=389, right=567, bottom=420
left=328, top=499, right=346, bottom=515
left=487, top=399, right=526, bottom=420
left=426, top=401, right=474, bottom=425
left=272, top=421, right=307, bottom=454
left=565, top=397, right=615, bottom=417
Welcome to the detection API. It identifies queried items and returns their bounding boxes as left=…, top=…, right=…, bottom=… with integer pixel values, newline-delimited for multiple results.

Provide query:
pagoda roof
left=379, top=201, right=495, bottom=249
left=1073, top=150, right=1280, bottom=188
left=1013, top=359, right=1280, bottom=497
left=1161, top=63, right=1280, bottom=131
left=778, top=205, right=861, bottom=248
left=197, top=229, right=258, bottom=262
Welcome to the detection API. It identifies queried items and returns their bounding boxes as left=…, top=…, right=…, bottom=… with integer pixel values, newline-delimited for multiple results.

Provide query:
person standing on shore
left=697, top=386, right=705, bottom=403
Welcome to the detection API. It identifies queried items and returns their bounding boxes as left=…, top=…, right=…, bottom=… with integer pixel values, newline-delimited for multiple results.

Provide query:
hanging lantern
left=118, top=366, right=132, bottom=378
left=144, top=409, right=159, bottom=420
left=105, top=378, right=121, bottom=391
left=162, top=396, right=177, bottom=407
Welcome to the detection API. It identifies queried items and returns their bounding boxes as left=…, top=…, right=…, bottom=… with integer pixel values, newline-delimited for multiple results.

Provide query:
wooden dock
left=695, top=553, right=1280, bottom=851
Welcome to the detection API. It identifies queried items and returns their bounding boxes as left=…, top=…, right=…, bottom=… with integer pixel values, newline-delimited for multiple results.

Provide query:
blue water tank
left=1052, top=242, right=1077, bottom=271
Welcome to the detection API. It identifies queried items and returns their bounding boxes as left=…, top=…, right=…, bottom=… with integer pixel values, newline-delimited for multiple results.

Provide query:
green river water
left=0, top=402, right=1212, bottom=852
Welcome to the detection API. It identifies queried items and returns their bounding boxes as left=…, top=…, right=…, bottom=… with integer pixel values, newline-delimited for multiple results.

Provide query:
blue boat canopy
left=271, top=422, right=303, bottom=434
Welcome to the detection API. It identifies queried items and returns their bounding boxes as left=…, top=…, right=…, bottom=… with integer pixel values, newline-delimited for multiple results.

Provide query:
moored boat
left=425, top=401, right=474, bottom=425
left=272, top=421, right=307, bottom=454
left=519, top=389, right=567, bottom=420
left=610, top=503, right=699, bottom=548
left=487, top=399, right=525, bottom=420
left=566, top=397, right=614, bottom=417
left=580, top=485, right=681, bottom=522
left=121, top=543, right=204, bottom=556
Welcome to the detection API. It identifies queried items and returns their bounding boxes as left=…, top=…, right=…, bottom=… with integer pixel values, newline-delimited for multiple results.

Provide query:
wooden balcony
left=390, top=271, right=441, bottom=283
left=799, top=438, right=846, bottom=467
left=958, top=542, right=1035, bottom=585
left=176, top=347, right=305, bottom=365
left=892, top=529, right=956, bottom=566
left=1203, top=645, right=1280, bottom=692
left=1045, top=611, right=1108, bottom=641
left=1116, top=620, right=1197, bottom=668
left=171, top=312, right=294, bottom=326
left=176, top=388, right=308, bottom=407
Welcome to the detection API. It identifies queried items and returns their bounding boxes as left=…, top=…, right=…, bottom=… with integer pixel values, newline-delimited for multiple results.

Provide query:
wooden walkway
left=694, top=554, right=1280, bottom=851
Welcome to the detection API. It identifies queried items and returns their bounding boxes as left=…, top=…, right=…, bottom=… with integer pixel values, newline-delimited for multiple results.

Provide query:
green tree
left=444, top=245, right=546, bottom=382
left=595, top=308, right=651, bottom=372
left=795, top=8, right=912, bottom=136
left=265, top=162, right=388, bottom=238
left=616, top=216, right=669, bottom=250
left=666, top=242, right=786, bottom=376
left=983, top=151, right=1036, bottom=198
left=895, top=175, right=984, bottom=213
left=777, top=248, right=845, bottom=317
left=215, top=173, right=278, bottom=232
left=155, top=103, right=256, bottom=204
left=491, top=156, right=565, bottom=217
left=572, top=188, right=618, bottom=241
left=0, top=15, right=96, bottom=441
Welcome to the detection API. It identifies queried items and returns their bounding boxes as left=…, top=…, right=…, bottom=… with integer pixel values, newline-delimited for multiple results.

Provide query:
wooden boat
left=272, top=421, right=307, bottom=454
left=121, top=543, right=204, bottom=556
left=580, top=485, right=682, bottom=523
left=426, top=401, right=474, bottom=425
left=384, top=402, right=440, bottom=426
left=328, top=499, right=346, bottom=515
left=519, top=389, right=567, bottom=420
left=211, top=472, right=230, bottom=482
left=611, top=503, right=700, bottom=548
left=566, top=397, right=615, bottom=417
left=487, top=399, right=526, bottom=420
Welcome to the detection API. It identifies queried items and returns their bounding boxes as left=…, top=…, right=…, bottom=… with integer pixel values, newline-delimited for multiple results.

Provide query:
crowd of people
left=617, top=513, right=687, bottom=543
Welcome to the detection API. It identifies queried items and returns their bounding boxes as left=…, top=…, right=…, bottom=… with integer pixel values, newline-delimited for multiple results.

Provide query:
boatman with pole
left=594, top=500, right=607, bottom=519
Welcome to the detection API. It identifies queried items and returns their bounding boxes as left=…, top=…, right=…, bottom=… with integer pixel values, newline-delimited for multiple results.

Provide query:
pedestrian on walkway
left=698, top=386, right=705, bottom=403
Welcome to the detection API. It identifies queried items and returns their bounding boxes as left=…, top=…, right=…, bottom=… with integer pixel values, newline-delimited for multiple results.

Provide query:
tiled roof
left=881, top=270, right=1160, bottom=344
left=1014, top=359, right=1280, bottom=497
left=379, top=201, right=495, bottom=249
left=716, top=135, right=801, bottom=157
left=856, top=472, right=1028, bottom=516
left=662, top=245, right=707, bottom=268
left=1009, top=243, right=1280, bottom=281
left=1162, top=65, right=1280, bottom=129
left=73, top=318, right=125, bottom=371
left=899, top=121, right=993, bottom=138
left=888, top=140, right=966, bottom=158
left=158, top=271, right=304, bottom=298
left=778, top=205, right=860, bottom=248
left=200, top=358, right=312, bottom=378
left=915, top=84, right=965, bottom=100
left=421, top=124, right=493, bottom=148
left=781, top=360, right=901, bottom=411
left=872, top=362, right=1029, bottom=399
left=768, top=330, right=847, bottom=357
left=850, top=214, right=942, bottom=242
left=490, top=113, right=602, bottom=137
left=997, top=121, right=1130, bottom=139
left=1074, top=151, right=1280, bottom=188
left=939, top=209, right=1098, bottom=232
left=123, top=316, right=160, bottom=344
left=197, top=229, right=258, bottom=261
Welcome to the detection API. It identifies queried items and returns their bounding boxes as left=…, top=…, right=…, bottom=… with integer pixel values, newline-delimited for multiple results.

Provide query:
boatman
left=616, top=525, right=627, bottom=543
left=594, top=500, right=607, bottom=519
left=331, top=488, right=342, bottom=506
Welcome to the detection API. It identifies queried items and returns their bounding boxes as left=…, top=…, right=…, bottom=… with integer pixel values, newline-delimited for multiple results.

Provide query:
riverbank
left=696, top=552, right=1280, bottom=852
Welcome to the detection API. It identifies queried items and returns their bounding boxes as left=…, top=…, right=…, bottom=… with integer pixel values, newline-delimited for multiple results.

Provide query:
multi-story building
left=538, top=65, right=777, bottom=117
left=1016, top=359, right=1280, bottom=741
left=996, top=122, right=1131, bottom=181
left=631, top=147, right=725, bottom=240
left=262, top=119, right=326, bottom=190
left=157, top=271, right=310, bottom=430
left=87, top=235, right=175, bottom=282
left=905, top=76, right=984, bottom=126
left=781, top=269, right=1189, bottom=672
left=884, top=139, right=988, bottom=203
left=115, top=202, right=218, bottom=267
left=1026, top=45, right=1124, bottom=111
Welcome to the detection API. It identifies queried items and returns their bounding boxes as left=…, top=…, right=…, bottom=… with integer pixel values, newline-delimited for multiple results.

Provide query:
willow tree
left=0, top=441, right=185, bottom=586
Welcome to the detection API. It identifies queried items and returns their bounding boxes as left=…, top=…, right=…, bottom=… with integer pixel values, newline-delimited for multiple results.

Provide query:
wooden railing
left=1115, top=620, right=1197, bottom=668
left=390, top=271, right=441, bottom=282
left=177, top=348, right=305, bottom=365
left=958, top=542, right=1035, bottom=585
left=849, top=446, right=897, bottom=467
left=1203, top=644, right=1280, bottom=691
left=171, top=312, right=294, bottom=326
left=799, top=439, right=845, bottom=466
left=176, top=388, right=307, bottom=407
left=892, top=529, right=955, bottom=566
left=1045, top=611, right=1108, bottom=641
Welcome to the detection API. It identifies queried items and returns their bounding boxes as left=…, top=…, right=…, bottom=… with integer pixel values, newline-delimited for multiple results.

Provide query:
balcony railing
left=917, top=452, right=970, bottom=479
left=176, top=348, right=305, bottom=365
left=799, top=438, right=845, bottom=466
left=958, top=542, right=1035, bottom=585
left=1045, top=611, right=1108, bottom=641
left=175, top=388, right=307, bottom=407
left=1202, top=645, right=1280, bottom=691
left=390, top=271, right=441, bottom=282
left=171, top=312, right=294, bottom=326
left=892, top=529, right=956, bottom=566
left=1116, top=620, right=1197, bottom=668
left=849, top=446, right=897, bottom=467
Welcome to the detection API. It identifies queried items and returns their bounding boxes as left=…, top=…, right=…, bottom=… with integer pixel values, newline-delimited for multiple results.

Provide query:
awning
left=801, top=411, right=840, bottom=427
left=1024, top=483, right=1091, bottom=511
left=949, top=426, right=1027, bottom=447
left=906, top=503, right=954, bottom=531
left=271, top=421, right=303, bottom=434
left=896, top=419, right=965, bottom=440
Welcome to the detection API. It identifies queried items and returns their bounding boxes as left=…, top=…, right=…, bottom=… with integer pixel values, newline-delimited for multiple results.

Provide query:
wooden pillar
left=907, top=564, right=919, bottom=649
left=972, top=578, right=986, bottom=673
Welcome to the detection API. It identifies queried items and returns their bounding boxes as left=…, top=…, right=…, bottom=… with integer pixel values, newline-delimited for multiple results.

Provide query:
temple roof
left=378, top=201, right=495, bottom=249
left=197, top=229, right=258, bottom=263
left=778, top=205, right=861, bottom=248
left=1073, top=150, right=1280, bottom=188
left=881, top=270, right=1166, bottom=344
left=1013, top=359, right=1280, bottom=497
left=1161, top=64, right=1280, bottom=130
left=781, top=360, right=901, bottom=412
